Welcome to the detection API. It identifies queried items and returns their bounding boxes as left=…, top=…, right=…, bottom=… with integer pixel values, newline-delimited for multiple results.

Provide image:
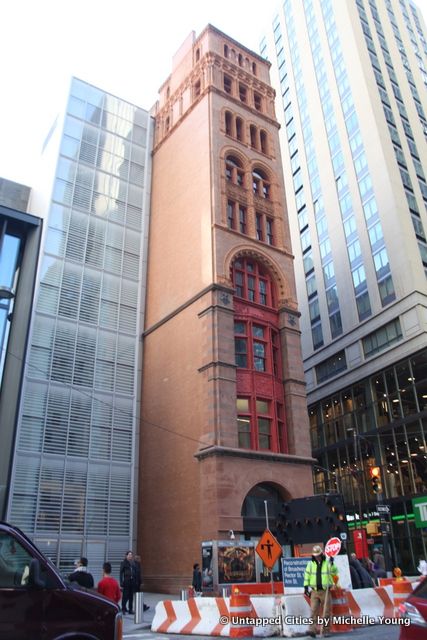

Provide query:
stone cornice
left=194, top=444, right=316, bottom=465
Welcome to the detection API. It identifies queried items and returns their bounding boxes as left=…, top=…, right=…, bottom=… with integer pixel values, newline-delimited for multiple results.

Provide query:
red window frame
left=232, top=258, right=274, bottom=307
left=236, top=396, right=287, bottom=452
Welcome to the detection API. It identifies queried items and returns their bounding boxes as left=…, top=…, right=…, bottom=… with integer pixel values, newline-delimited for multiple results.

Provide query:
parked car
left=399, top=576, right=427, bottom=640
left=0, top=521, right=122, bottom=640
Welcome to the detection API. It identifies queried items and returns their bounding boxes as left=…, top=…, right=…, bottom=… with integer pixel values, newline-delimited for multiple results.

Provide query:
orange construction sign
left=256, top=529, right=282, bottom=570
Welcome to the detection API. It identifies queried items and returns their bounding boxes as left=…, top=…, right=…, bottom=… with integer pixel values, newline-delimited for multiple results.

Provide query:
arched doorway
left=241, top=482, right=289, bottom=583
left=241, top=482, right=288, bottom=534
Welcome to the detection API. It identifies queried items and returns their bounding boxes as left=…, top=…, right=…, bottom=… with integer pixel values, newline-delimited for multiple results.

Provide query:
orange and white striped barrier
left=378, top=578, right=415, bottom=615
left=344, top=585, right=395, bottom=620
left=392, top=581, right=413, bottom=615
left=229, top=591, right=254, bottom=637
left=280, top=586, right=395, bottom=637
left=151, top=587, right=397, bottom=637
left=330, top=587, right=353, bottom=633
left=151, top=596, right=280, bottom=637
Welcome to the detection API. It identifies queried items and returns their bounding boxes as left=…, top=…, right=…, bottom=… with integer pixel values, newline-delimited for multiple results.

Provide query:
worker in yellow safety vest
left=303, top=545, right=338, bottom=638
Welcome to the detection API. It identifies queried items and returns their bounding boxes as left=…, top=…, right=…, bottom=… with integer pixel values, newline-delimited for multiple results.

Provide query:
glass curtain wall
left=7, top=78, right=152, bottom=579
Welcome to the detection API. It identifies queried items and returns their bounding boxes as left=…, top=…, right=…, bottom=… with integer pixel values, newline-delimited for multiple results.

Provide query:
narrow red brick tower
left=139, top=25, right=313, bottom=592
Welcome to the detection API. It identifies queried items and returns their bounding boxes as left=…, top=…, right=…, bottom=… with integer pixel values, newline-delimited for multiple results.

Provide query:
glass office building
left=6, top=78, right=153, bottom=577
left=263, top=0, right=427, bottom=571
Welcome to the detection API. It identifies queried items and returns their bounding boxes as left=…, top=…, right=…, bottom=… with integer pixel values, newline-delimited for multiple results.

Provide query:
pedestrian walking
left=97, top=562, right=121, bottom=603
left=192, top=562, right=202, bottom=594
left=303, top=545, right=338, bottom=638
left=120, top=551, right=137, bottom=614
left=68, top=556, right=94, bottom=589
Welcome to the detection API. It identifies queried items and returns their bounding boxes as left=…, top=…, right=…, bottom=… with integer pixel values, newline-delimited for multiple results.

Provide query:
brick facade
left=139, top=25, right=314, bottom=593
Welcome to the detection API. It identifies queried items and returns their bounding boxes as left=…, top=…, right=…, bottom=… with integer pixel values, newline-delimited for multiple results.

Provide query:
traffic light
left=369, top=466, right=382, bottom=493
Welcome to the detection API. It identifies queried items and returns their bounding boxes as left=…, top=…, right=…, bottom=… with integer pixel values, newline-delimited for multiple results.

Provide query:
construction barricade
left=151, top=585, right=397, bottom=637
left=378, top=578, right=414, bottom=615
left=392, top=581, right=414, bottom=615
left=229, top=590, right=254, bottom=638
left=329, top=587, right=353, bottom=633
left=151, top=595, right=280, bottom=637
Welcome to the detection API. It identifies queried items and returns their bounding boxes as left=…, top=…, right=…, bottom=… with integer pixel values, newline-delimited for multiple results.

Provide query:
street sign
left=376, top=504, right=390, bottom=514
left=325, top=537, right=341, bottom=557
left=412, top=496, right=427, bottom=529
left=256, top=529, right=282, bottom=570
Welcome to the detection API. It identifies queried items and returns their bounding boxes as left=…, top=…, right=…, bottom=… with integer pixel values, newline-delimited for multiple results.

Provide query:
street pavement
left=122, top=594, right=403, bottom=640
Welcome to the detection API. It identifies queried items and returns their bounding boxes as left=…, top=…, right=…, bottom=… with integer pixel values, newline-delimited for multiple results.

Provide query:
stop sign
left=325, top=537, right=341, bottom=557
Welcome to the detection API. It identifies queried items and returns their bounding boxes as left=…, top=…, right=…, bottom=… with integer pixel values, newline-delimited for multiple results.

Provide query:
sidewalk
left=122, top=592, right=171, bottom=634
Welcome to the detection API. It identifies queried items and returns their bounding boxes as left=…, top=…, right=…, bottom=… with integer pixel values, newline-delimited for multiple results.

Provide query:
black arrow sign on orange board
left=255, top=529, right=282, bottom=570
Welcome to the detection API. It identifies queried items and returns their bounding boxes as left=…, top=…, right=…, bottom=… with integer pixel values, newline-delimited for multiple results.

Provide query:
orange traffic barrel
left=330, top=588, right=353, bottom=633
left=392, top=580, right=413, bottom=615
left=229, top=589, right=254, bottom=637
left=378, top=577, right=395, bottom=587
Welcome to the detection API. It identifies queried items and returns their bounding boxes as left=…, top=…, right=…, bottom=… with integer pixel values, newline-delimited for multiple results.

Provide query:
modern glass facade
left=6, top=78, right=153, bottom=578
left=263, top=0, right=427, bottom=572
left=310, top=348, right=427, bottom=572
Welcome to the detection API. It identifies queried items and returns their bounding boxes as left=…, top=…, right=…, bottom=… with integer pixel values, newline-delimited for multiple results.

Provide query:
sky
left=1, top=0, right=427, bottom=187
left=0, top=0, right=279, bottom=186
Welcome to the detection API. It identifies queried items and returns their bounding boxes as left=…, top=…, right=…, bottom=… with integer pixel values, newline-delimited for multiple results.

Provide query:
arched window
left=232, top=258, right=286, bottom=453
left=232, top=257, right=274, bottom=307
left=224, top=44, right=229, bottom=58
left=241, top=483, right=284, bottom=517
left=252, top=62, right=257, bottom=75
left=238, top=53, right=243, bottom=66
left=225, top=155, right=244, bottom=187
left=252, top=169, right=270, bottom=199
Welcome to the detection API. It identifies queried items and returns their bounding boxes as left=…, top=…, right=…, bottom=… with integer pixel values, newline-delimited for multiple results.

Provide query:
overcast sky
left=1, top=0, right=426, bottom=187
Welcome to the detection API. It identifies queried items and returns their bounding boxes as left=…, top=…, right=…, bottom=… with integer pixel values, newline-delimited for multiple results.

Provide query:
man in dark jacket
left=192, top=563, right=202, bottom=593
left=69, top=557, right=94, bottom=589
left=120, top=551, right=137, bottom=614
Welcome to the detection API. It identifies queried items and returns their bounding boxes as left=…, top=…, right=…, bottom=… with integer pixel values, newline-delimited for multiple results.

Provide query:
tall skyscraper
left=140, top=25, right=313, bottom=592
left=263, top=0, right=427, bottom=571
left=0, top=179, right=42, bottom=521
left=5, top=78, right=153, bottom=578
